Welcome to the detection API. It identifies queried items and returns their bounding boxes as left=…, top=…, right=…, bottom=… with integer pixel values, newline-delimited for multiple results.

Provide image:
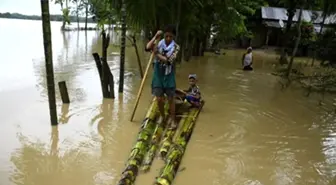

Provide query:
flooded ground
left=0, top=18, right=335, bottom=185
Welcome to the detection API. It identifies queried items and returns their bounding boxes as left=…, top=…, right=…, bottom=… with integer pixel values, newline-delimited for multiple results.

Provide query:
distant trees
left=0, top=12, right=95, bottom=24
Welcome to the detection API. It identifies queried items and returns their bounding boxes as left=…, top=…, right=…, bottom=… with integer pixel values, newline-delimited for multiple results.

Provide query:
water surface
left=0, top=18, right=335, bottom=185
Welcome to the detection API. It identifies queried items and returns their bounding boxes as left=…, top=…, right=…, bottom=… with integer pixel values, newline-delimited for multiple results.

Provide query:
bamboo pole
left=130, top=52, right=155, bottom=121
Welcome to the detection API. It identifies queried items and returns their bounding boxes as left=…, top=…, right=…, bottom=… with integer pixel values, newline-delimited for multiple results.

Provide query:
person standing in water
left=146, top=25, right=180, bottom=128
left=242, top=47, right=253, bottom=71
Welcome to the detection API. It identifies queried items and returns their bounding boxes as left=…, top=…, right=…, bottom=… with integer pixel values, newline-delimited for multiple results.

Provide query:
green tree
left=279, top=0, right=321, bottom=64
left=312, top=0, right=336, bottom=66
left=287, top=4, right=304, bottom=77
left=104, top=0, right=265, bottom=58
left=53, top=0, right=71, bottom=30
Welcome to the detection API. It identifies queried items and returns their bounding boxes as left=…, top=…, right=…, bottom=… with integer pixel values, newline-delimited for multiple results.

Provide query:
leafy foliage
left=289, top=21, right=317, bottom=47
left=88, top=0, right=117, bottom=29
left=317, top=28, right=336, bottom=65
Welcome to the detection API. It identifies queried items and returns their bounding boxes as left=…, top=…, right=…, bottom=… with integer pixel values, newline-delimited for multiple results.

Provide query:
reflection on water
left=59, top=104, right=70, bottom=124
left=0, top=18, right=336, bottom=185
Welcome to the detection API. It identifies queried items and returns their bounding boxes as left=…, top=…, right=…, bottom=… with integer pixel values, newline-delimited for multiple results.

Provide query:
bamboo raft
left=117, top=97, right=204, bottom=185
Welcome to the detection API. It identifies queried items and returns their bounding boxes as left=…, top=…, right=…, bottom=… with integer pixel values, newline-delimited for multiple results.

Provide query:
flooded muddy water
left=0, top=18, right=335, bottom=185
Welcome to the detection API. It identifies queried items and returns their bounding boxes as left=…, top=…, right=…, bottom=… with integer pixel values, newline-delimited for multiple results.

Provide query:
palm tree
left=40, top=0, right=58, bottom=125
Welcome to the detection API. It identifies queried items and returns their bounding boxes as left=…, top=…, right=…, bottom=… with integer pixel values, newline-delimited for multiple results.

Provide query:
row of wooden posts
left=57, top=31, right=144, bottom=104
left=40, top=0, right=145, bottom=125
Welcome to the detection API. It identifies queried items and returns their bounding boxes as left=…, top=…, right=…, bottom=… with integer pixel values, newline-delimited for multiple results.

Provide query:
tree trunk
left=183, top=33, right=191, bottom=61
left=287, top=6, right=304, bottom=77
left=85, top=2, right=88, bottom=30
left=130, top=36, right=144, bottom=78
left=59, top=2, right=65, bottom=30
left=175, top=0, right=182, bottom=41
left=40, top=0, right=58, bottom=125
left=76, top=1, right=79, bottom=30
left=119, top=0, right=126, bottom=93
left=312, top=13, right=327, bottom=66
left=102, top=31, right=110, bottom=97
left=280, top=5, right=296, bottom=64
left=61, top=21, right=66, bottom=31
left=187, top=37, right=195, bottom=60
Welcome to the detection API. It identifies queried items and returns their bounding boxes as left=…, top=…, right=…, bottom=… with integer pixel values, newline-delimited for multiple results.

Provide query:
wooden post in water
left=93, top=52, right=105, bottom=96
left=108, top=74, right=115, bottom=98
left=58, top=81, right=70, bottom=103
left=40, top=0, right=58, bottom=125
left=93, top=52, right=115, bottom=99
left=92, top=28, right=115, bottom=99
left=101, top=30, right=110, bottom=97
left=92, top=52, right=115, bottom=99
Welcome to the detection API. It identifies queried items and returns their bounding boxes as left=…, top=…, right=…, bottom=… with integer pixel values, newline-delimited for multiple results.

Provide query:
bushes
left=316, top=28, right=336, bottom=66
left=287, top=21, right=317, bottom=56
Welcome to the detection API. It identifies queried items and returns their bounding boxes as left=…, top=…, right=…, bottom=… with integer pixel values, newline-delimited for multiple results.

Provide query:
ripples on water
left=0, top=19, right=336, bottom=185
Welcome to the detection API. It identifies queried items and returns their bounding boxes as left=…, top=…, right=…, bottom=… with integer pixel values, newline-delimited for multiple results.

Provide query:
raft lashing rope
left=116, top=99, right=205, bottom=185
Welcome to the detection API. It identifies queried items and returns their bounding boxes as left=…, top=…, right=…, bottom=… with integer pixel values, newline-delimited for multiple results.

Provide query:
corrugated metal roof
left=314, top=12, right=336, bottom=24
left=262, top=7, right=289, bottom=20
left=261, top=6, right=336, bottom=25
left=263, top=20, right=327, bottom=33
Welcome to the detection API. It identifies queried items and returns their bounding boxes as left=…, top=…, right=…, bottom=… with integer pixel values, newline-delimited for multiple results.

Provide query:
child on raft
left=242, top=47, right=253, bottom=71
left=176, top=74, right=201, bottom=107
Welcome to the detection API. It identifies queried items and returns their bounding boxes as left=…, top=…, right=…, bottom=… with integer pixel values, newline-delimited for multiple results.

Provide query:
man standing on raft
left=146, top=25, right=180, bottom=128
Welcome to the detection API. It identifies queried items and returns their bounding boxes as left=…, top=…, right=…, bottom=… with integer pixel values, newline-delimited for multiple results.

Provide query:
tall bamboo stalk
left=40, top=0, right=58, bottom=125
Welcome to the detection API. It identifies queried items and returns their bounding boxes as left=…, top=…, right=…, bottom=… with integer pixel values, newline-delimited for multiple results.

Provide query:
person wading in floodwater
left=242, top=47, right=253, bottom=71
left=145, top=25, right=180, bottom=129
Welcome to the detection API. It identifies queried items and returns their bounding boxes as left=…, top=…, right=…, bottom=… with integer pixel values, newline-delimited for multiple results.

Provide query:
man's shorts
left=152, top=87, right=175, bottom=98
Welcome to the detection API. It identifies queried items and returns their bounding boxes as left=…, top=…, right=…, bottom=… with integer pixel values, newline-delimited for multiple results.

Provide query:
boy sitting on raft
left=176, top=74, right=201, bottom=107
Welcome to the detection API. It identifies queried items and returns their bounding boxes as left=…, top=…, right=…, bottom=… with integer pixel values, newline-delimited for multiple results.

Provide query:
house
left=251, top=6, right=336, bottom=48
